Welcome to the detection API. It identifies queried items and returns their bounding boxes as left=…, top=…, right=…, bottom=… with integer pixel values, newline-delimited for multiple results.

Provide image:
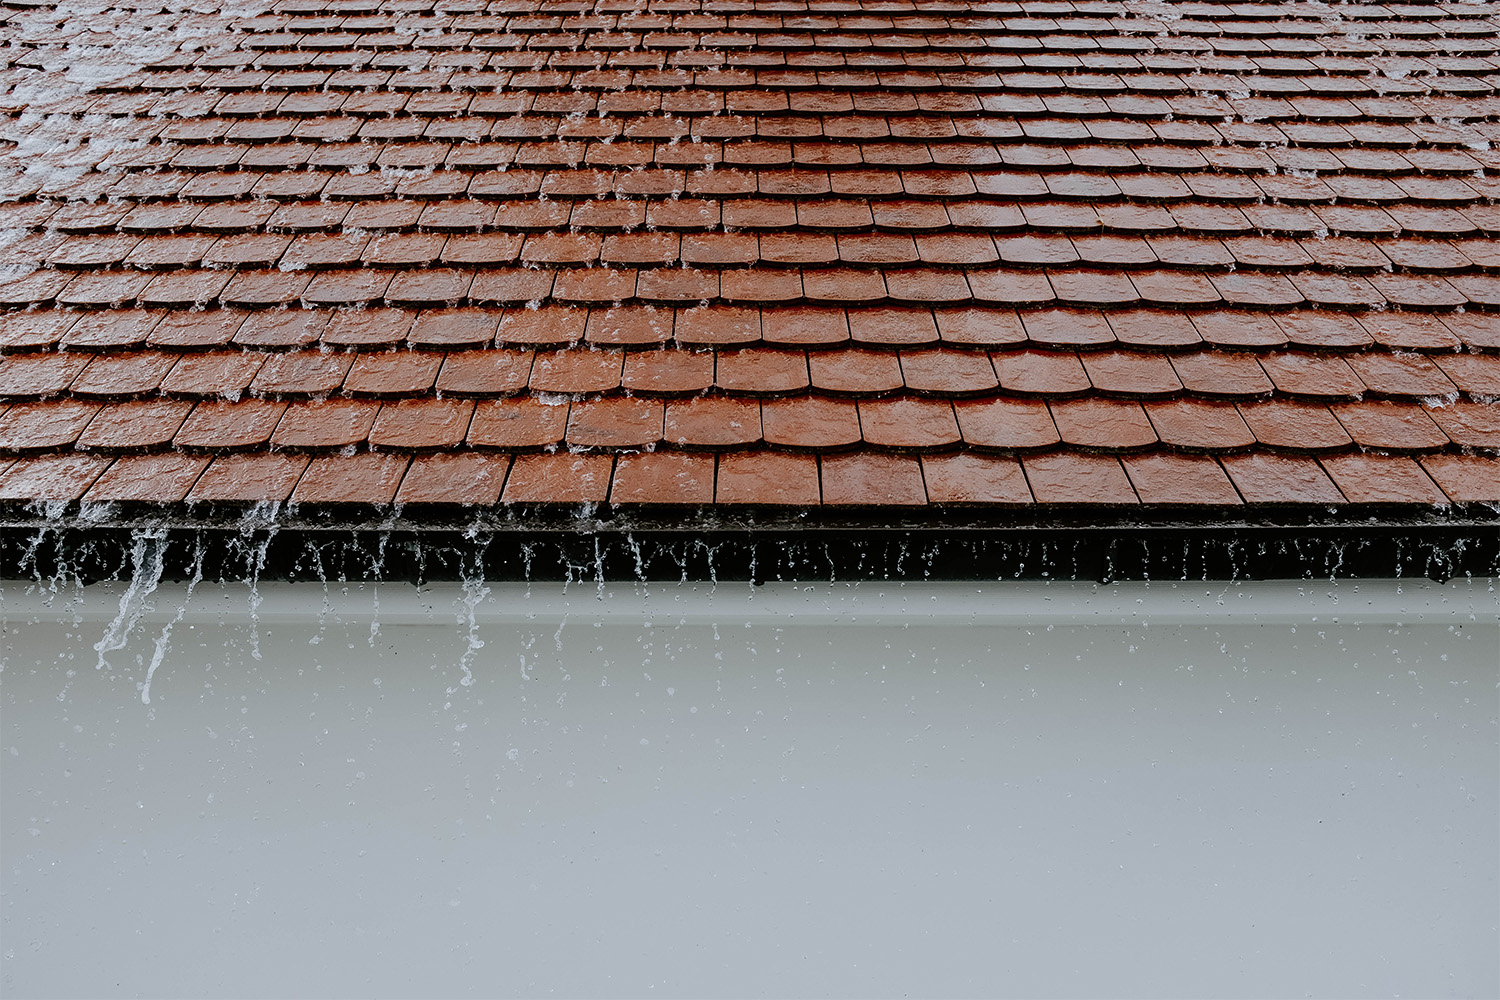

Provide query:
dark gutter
left=3, top=502, right=1496, bottom=584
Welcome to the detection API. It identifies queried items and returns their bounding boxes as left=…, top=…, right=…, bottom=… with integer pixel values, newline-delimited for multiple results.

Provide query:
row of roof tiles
left=114, top=16, right=1500, bottom=38
left=6, top=305, right=1496, bottom=353
left=14, top=173, right=1500, bottom=215
left=97, top=18, right=1500, bottom=38
left=125, top=44, right=1500, bottom=62
left=4, top=342, right=1496, bottom=398
left=3, top=392, right=1495, bottom=455
left=15, top=124, right=1500, bottom=163
left=14, top=149, right=1500, bottom=187
left=127, top=44, right=1500, bottom=68
left=6, top=2, right=1489, bottom=23
left=32, top=55, right=1500, bottom=84
left=6, top=263, right=1499, bottom=312
left=17, top=130, right=1500, bottom=167
left=124, top=48, right=1500, bottom=67
left=2, top=444, right=1493, bottom=505
left=47, top=11, right=1499, bottom=32
left=215, top=9, right=1499, bottom=30
left=13, top=198, right=1500, bottom=245
left=15, top=95, right=1500, bottom=127
left=38, top=64, right=1500, bottom=98
left=108, top=1, right=1500, bottom=17
left=23, top=226, right=1500, bottom=268
left=12, top=174, right=1495, bottom=217
left=147, top=35, right=1500, bottom=51
left=98, top=52, right=1500, bottom=76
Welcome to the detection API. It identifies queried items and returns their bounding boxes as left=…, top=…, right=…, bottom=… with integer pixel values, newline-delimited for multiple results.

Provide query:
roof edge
left=5, top=512, right=1496, bottom=585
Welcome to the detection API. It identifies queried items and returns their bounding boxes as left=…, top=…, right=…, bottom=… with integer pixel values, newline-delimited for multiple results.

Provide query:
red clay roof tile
left=0, top=400, right=102, bottom=453
left=189, top=452, right=309, bottom=502
left=821, top=451, right=926, bottom=506
left=921, top=452, right=1032, bottom=505
left=1258, top=353, right=1367, bottom=400
left=1238, top=400, right=1355, bottom=454
left=565, top=397, right=664, bottom=450
left=272, top=399, right=380, bottom=452
left=934, top=308, right=1027, bottom=348
left=292, top=452, right=409, bottom=504
left=1146, top=400, right=1256, bottom=453
left=529, top=347, right=623, bottom=394
left=252, top=351, right=353, bottom=397
left=762, top=395, right=861, bottom=451
left=397, top=452, right=509, bottom=505
left=993, top=349, right=1090, bottom=397
left=161, top=352, right=265, bottom=399
left=0, top=3, right=1493, bottom=512
left=502, top=452, right=611, bottom=503
left=76, top=400, right=193, bottom=453
left=621, top=348, right=715, bottom=396
left=84, top=453, right=211, bottom=503
left=1022, top=452, right=1137, bottom=505
left=848, top=306, right=939, bottom=347
left=808, top=348, right=903, bottom=396
left=1050, top=398, right=1158, bottom=452
left=858, top=397, right=961, bottom=452
left=1020, top=309, right=1115, bottom=349
left=147, top=309, right=245, bottom=349
left=1321, top=453, right=1447, bottom=504
left=1080, top=351, right=1183, bottom=398
left=716, top=450, right=819, bottom=505
left=674, top=306, right=761, bottom=347
left=370, top=398, right=476, bottom=451
left=1424, top=402, right=1500, bottom=451
left=1106, top=308, right=1203, bottom=348
left=665, top=396, right=761, bottom=450
left=611, top=451, right=714, bottom=504
left=0, top=453, right=112, bottom=501
left=1419, top=454, right=1500, bottom=502
left=0, top=353, right=91, bottom=399
left=175, top=399, right=286, bottom=452
left=1221, top=453, right=1345, bottom=505
left=714, top=346, right=808, bottom=395
left=1331, top=401, right=1450, bottom=452
left=1191, top=310, right=1287, bottom=350
left=467, top=398, right=567, bottom=451
left=1122, top=453, right=1241, bottom=505
left=953, top=398, right=1060, bottom=453
left=345, top=352, right=444, bottom=398
left=899, top=348, right=999, bottom=397
left=322, top=308, right=416, bottom=350
left=434, top=349, right=534, bottom=398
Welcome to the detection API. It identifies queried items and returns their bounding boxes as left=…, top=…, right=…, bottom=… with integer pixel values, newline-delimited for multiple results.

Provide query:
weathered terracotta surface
left=0, top=0, right=1496, bottom=505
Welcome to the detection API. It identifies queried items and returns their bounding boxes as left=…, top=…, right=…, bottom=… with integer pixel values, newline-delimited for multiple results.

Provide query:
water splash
left=93, top=527, right=166, bottom=671
left=453, top=529, right=492, bottom=688
left=13, top=501, right=73, bottom=600
left=367, top=526, right=393, bottom=647
left=141, top=536, right=205, bottom=705
left=456, top=572, right=489, bottom=689
left=233, top=502, right=281, bottom=661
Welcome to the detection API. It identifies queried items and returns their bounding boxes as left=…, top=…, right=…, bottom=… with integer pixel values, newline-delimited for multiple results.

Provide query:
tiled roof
left=0, top=0, right=1498, bottom=508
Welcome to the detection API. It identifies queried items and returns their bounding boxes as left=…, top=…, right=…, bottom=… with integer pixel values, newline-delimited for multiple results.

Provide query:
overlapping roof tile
left=0, top=0, right=1497, bottom=507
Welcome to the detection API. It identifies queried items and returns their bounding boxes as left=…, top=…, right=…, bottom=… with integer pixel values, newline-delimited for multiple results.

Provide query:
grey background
left=3, top=579, right=1497, bottom=998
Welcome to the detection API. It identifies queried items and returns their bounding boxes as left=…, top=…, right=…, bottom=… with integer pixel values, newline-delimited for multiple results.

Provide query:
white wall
left=3, top=579, right=1497, bottom=998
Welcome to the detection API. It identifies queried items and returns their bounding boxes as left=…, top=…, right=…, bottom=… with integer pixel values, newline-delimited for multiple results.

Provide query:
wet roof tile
left=0, top=0, right=1496, bottom=510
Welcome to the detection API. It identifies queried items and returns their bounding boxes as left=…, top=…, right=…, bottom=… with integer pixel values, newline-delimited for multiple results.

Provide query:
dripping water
left=93, top=527, right=166, bottom=672
left=231, top=501, right=282, bottom=661
left=141, top=535, right=204, bottom=706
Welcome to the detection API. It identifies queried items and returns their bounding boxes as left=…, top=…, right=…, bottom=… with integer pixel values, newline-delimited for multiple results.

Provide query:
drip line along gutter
left=4, top=502, right=1497, bottom=583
